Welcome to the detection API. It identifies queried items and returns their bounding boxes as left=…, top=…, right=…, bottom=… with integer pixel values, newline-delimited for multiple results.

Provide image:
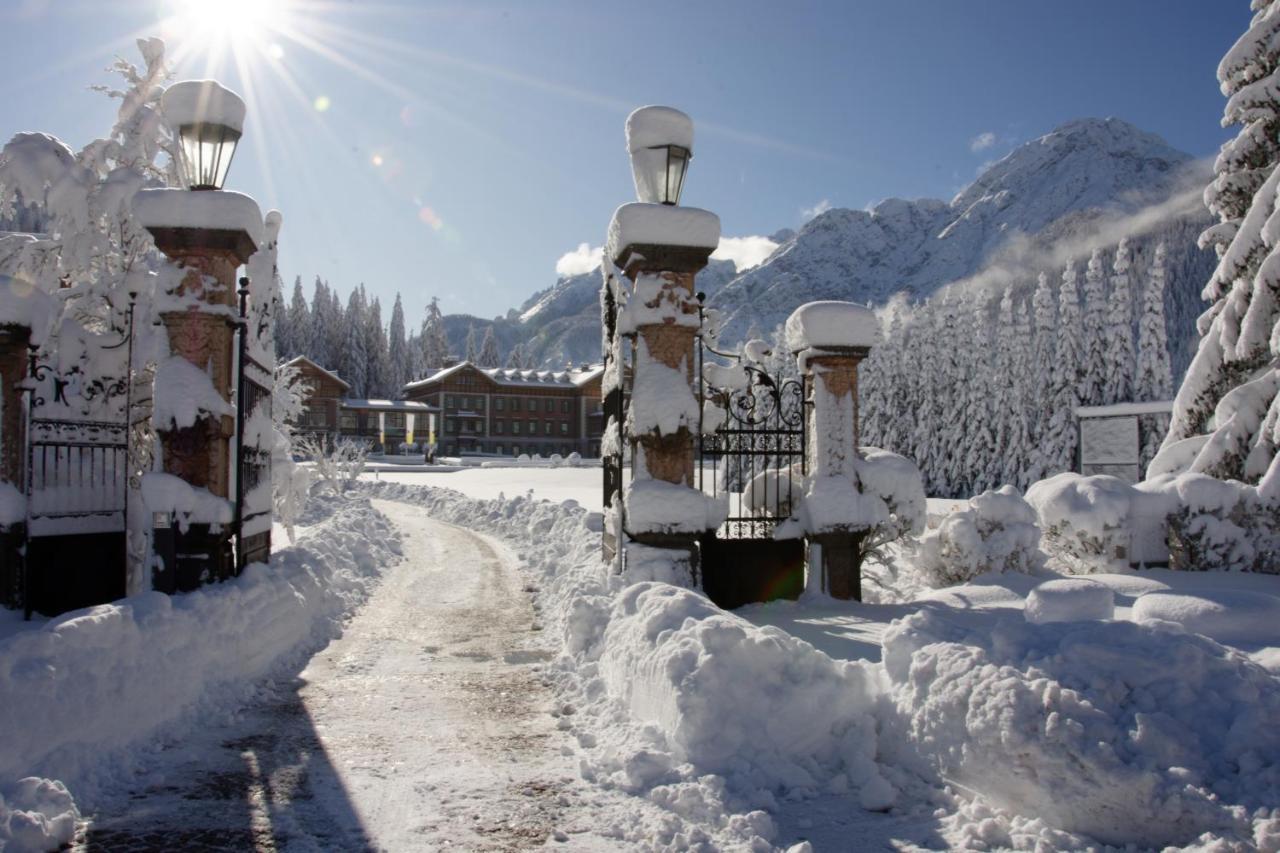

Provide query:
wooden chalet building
left=403, top=362, right=604, bottom=458
left=285, top=356, right=438, bottom=451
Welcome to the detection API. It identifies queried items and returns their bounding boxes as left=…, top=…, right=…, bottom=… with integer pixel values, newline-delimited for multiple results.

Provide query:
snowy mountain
left=437, top=117, right=1214, bottom=377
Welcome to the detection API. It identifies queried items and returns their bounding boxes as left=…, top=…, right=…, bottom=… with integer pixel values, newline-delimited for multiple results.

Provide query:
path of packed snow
left=74, top=500, right=654, bottom=850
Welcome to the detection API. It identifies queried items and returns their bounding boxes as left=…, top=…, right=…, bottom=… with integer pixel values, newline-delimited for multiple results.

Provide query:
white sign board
left=1080, top=415, right=1140, bottom=483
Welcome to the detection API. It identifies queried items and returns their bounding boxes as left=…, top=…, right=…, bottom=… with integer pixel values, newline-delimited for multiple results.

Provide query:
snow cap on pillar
left=785, top=301, right=879, bottom=354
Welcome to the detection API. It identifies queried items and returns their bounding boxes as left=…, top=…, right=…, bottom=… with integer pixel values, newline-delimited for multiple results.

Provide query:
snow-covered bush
left=0, top=777, right=79, bottom=853
left=1148, top=473, right=1280, bottom=573
left=294, top=434, right=367, bottom=493
left=271, top=361, right=311, bottom=541
left=915, top=486, right=1044, bottom=587
left=1025, top=473, right=1133, bottom=573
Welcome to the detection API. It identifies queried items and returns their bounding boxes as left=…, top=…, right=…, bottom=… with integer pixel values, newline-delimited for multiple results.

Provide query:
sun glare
left=163, top=0, right=292, bottom=62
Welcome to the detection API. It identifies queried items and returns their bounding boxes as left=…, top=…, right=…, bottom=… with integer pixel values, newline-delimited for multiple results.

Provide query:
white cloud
left=554, top=242, right=603, bottom=277
left=970, top=131, right=997, bottom=153
left=712, top=235, right=779, bottom=272
left=801, top=198, right=833, bottom=221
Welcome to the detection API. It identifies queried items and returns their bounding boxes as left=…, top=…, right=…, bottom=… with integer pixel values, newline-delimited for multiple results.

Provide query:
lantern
left=626, top=106, right=693, bottom=206
left=161, top=80, right=246, bottom=191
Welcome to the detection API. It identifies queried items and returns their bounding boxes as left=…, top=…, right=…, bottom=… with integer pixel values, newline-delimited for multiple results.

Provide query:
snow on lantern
left=162, top=80, right=246, bottom=191
left=626, top=106, right=693, bottom=206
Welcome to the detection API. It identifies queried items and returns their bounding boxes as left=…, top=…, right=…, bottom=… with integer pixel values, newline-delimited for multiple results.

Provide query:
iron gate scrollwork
left=696, top=305, right=807, bottom=608
left=235, top=277, right=273, bottom=569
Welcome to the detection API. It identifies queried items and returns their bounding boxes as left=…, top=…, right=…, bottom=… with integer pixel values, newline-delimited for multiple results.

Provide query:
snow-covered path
left=77, top=500, right=629, bottom=851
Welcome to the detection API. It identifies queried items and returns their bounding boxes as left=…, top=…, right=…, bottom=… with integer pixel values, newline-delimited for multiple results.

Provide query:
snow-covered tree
left=506, top=341, right=527, bottom=369
left=478, top=325, right=501, bottom=367
left=421, top=296, right=449, bottom=371
left=1080, top=248, right=1109, bottom=407
left=1103, top=239, right=1135, bottom=404
left=1040, top=262, right=1086, bottom=475
left=1164, top=0, right=1280, bottom=489
left=388, top=293, right=408, bottom=393
left=340, top=288, right=368, bottom=397
left=1002, top=297, right=1034, bottom=488
left=285, top=275, right=310, bottom=360
left=962, top=296, right=998, bottom=495
left=1026, top=270, right=1058, bottom=480
left=365, top=294, right=391, bottom=397
left=464, top=323, right=480, bottom=364
left=1137, top=242, right=1175, bottom=470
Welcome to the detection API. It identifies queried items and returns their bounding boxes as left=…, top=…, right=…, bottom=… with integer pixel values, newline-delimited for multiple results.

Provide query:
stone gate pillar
left=0, top=320, right=31, bottom=610
left=134, top=189, right=263, bottom=588
left=786, top=301, right=878, bottom=600
left=606, top=202, right=720, bottom=581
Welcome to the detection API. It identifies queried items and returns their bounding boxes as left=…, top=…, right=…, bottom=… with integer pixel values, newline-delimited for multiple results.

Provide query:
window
left=512, top=421, right=521, bottom=435
left=513, top=445, right=521, bottom=456
left=340, top=411, right=357, bottom=431
left=544, top=399, right=554, bottom=413
left=494, top=420, right=504, bottom=434
left=302, top=408, right=327, bottom=427
left=445, top=418, right=456, bottom=433
left=495, top=398, right=505, bottom=411
left=528, top=420, right=537, bottom=434
left=561, top=400, right=570, bottom=414
left=386, top=412, right=405, bottom=430
left=496, top=445, right=504, bottom=455
left=544, top=422, right=552, bottom=436
left=512, top=398, right=521, bottom=412
left=560, top=422, right=569, bottom=435
left=461, top=421, right=471, bottom=433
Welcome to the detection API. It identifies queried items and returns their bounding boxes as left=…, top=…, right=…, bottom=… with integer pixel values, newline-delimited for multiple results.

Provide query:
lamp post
left=602, top=106, right=721, bottom=582
left=133, top=79, right=264, bottom=591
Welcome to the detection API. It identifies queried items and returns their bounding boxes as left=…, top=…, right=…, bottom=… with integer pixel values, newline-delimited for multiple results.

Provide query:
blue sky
left=1, top=1, right=1250, bottom=325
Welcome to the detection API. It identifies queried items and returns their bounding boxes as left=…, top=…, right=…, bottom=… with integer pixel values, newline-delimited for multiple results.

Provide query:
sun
left=164, top=0, right=292, bottom=56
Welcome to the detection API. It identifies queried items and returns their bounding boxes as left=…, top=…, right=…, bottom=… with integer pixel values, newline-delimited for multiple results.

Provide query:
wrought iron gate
left=17, top=300, right=136, bottom=617
left=697, top=325, right=808, bottom=608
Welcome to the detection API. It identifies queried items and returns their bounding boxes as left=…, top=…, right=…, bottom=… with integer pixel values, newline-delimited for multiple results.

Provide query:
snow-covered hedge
left=1025, top=474, right=1133, bottom=573
left=915, top=486, right=1043, bottom=586
left=882, top=608, right=1280, bottom=848
left=1151, top=474, right=1279, bottom=573
left=0, top=495, right=399, bottom=805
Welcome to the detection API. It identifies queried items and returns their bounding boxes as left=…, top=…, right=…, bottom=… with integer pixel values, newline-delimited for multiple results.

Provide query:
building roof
left=1074, top=401, right=1174, bottom=418
left=341, top=398, right=438, bottom=413
left=404, top=360, right=604, bottom=393
left=284, top=355, right=350, bottom=391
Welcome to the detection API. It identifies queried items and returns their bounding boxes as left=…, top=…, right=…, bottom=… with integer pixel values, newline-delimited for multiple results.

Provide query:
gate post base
left=1, top=522, right=25, bottom=612
left=806, top=533, right=865, bottom=601
left=623, top=532, right=700, bottom=588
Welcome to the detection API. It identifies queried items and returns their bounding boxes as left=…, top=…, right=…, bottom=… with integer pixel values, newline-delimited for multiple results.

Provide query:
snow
left=140, top=473, right=232, bottom=527
left=625, top=105, right=693, bottom=153
left=159, top=80, right=246, bottom=132
left=916, top=486, right=1043, bottom=586
left=626, top=339, right=698, bottom=435
left=0, top=273, right=55, bottom=343
left=0, top=481, right=25, bottom=527
left=131, top=187, right=264, bottom=244
left=784, top=301, right=879, bottom=353
left=1024, top=577, right=1115, bottom=623
left=1132, top=589, right=1280, bottom=645
left=1025, top=473, right=1134, bottom=572
left=882, top=608, right=1280, bottom=848
left=150, top=354, right=234, bottom=431
left=623, top=478, right=727, bottom=535
left=1075, top=400, right=1175, bottom=417
left=605, top=202, right=720, bottom=261
left=0, top=495, right=399, bottom=805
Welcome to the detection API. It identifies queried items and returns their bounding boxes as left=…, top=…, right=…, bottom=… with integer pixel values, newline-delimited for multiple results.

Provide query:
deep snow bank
left=0, top=495, right=400, bottom=803
left=882, top=608, right=1280, bottom=848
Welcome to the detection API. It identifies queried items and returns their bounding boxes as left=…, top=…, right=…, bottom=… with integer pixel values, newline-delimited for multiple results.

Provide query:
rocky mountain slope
left=446, top=118, right=1215, bottom=378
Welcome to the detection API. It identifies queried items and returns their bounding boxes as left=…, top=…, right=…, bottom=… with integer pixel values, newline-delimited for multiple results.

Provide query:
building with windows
left=285, top=356, right=437, bottom=451
left=403, top=362, right=604, bottom=458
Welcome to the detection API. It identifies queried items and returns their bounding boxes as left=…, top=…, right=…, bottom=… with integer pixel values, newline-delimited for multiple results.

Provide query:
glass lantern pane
left=177, top=123, right=239, bottom=189
left=665, top=146, right=690, bottom=205
left=631, top=147, right=665, bottom=204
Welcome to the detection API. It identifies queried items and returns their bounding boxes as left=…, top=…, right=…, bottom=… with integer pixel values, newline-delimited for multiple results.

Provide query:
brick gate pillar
left=134, top=189, right=263, bottom=589
left=786, top=302, right=877, bottom=600
left=0, top=320, right=31, bottom=610
left=606, top=203, right=720, bottom=582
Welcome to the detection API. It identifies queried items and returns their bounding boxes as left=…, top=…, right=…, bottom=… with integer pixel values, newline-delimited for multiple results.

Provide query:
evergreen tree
left=1003, top=297, right=1034, bottom=488
left=388, top=293, right=409, bottom=392
left=287, top=275, right=311, bottom=362
left=1080, top=248, right=1109, bottom=406
left=274, top=276, right=296, bottom=359
left=1165, top=0, right=1280, bottom=488
left=1041, top=261, right=1085, bottom=475
left=341, top=288, right=369, bottom=397
left=309, top=278, right=334, bottom=367
left=1026, top=270, right=1058, bottom=481
left=464, top=323, right=480, bottom=364
left=1103, top=238, right=1136, bottom=404
left=1137, top=241, right=1175, bottom=471
left=506, top=342, right=527, bottom=369
left=421, top=297, right=450, bottom=371
left=478, top=326, right=501, bottom=367
left=365, top=295, right=391, bottom=397
left=406, top=330, right=425, bottom=383
left=962, top=295, right=998, bottom=494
